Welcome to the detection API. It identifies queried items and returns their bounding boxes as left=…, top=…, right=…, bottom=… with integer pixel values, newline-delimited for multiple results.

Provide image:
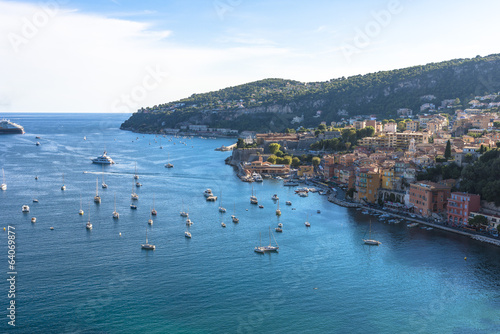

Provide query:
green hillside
left=121, top=54, right=500, bottom=133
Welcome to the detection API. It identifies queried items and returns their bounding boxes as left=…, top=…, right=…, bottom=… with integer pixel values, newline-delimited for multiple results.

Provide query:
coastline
left=357, top=205, right=500, bottom=248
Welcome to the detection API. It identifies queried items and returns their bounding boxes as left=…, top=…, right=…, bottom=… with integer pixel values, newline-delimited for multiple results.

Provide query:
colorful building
left=356, top=168, right=381, bottom=204
left=447, top=192, right=481, bottom=226
left=409, top=181, right=451, bottom=217
left=297, top=165, right=314, bottom=177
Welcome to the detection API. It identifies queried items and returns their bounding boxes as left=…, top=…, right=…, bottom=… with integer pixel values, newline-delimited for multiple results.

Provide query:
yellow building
left=356, top=169, right=381, bottom=204
left=381, top=168, right=399, bottom=190
left=297, top=165, right=314, bottom=177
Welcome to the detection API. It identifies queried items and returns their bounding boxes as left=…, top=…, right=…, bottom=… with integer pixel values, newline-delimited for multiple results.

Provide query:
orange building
left=409, top=181, right=451, bottom=217
left=245, top=157, right=290, bottom=176
left=447, top=192, right=481, bottom=227
left=356, top=168, right=381, bottom=204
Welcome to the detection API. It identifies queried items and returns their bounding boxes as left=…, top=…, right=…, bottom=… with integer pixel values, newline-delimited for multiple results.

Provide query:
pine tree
left=445, top=140, right=452, bottom=160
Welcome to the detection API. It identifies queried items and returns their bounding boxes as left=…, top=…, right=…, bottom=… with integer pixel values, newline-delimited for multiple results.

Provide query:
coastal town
left=214, top=93, right=500, bottom=244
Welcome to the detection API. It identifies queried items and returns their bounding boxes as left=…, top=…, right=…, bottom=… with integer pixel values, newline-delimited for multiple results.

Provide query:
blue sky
left=1, top=0, right=499, bottom=112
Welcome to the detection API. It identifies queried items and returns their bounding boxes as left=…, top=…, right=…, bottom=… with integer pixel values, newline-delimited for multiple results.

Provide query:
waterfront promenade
left=359, top=206, right=500, bottom=247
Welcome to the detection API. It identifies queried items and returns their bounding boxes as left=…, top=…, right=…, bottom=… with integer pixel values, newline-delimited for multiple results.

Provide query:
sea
left=0, top=113, right=499, bottom=334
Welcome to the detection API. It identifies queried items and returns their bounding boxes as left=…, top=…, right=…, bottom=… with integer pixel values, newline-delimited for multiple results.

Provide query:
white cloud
left=0, top=1, right=303, bottom=113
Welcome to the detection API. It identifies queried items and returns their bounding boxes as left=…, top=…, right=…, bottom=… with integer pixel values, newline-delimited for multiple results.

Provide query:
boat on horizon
left=0, top=119, right=24, bottom=134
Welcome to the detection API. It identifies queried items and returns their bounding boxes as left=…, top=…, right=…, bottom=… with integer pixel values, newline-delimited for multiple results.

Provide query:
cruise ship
left=91, top=151, right=115, bottom=164
left=0, top=119, right=24, bottom=134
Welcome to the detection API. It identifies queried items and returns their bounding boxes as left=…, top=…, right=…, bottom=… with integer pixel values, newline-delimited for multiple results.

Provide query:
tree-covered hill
left=121, top=54, right=500, bottom=133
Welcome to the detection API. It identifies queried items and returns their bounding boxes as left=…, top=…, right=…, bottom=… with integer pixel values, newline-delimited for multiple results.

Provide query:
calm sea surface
left=0, top=113, right=499, bottom=334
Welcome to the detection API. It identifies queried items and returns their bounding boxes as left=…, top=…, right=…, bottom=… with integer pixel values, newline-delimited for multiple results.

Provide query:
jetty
left=215, top=143, right=236, bottom=151
left=327, top=194, right=361, bottom=208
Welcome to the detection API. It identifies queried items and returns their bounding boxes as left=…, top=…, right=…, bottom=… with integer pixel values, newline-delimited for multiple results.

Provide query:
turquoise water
left=1, top=113, right=499, bottom=334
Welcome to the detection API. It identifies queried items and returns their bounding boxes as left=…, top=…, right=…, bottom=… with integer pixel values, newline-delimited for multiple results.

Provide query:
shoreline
left=357, top=205, right=500, bottom=248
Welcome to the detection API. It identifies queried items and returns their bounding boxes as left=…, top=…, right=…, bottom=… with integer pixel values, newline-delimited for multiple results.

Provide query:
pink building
left=447, top=192, right=481, bottom=226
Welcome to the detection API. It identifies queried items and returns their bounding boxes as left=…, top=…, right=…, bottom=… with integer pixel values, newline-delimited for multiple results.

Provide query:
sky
left=0, top=0, right=499, bottom=113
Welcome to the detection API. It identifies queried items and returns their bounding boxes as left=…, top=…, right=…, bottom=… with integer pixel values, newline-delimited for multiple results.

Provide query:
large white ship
left=91, top=151, right=115, bottom=164
left=0, top=119, right=24, bottom=134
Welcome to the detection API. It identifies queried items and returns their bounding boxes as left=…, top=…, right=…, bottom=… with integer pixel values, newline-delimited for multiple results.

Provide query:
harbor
left=1, top=113, right=499, bottom=334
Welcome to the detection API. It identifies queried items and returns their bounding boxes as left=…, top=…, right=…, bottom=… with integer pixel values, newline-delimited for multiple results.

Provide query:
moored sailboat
left=61, top=173, right=66, bottom=191
left=151, top=195, right=157, bottom=216
left=250, top=184, right=258, bottom=205
left=94, top=177, right=101, bottom=203
left=1, top=168, right=6, bottom=190
left=363, top=220, right=381, bottom=246
left=141, top=228, right=155, bottom=250
left=79, top=194, right=84, bottom=215
left=113, top=193, right=119, bottom=219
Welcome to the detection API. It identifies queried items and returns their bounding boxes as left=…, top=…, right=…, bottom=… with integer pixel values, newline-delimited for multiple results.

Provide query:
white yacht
left=185, top=230, right=192, bottom=238
left=206, top=195, right=217, bottom=201
left=252, top=173, right=263, bottom=182
left=91, top=151, right=115, bottom=164
left=186, top=218, right=193, bottom=226
left=272, top=194, right=279, bottom=201
left=204, top=189, right=213, bottom=197
left=285, top=201, right=292, bottom=206
left=31, top=217, right=36, bottom=223
left=221, top=222, right=226, bottom=228
left=22, top=205, right=30, bottom=212
left=276, top=199, right=281, bottom=216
